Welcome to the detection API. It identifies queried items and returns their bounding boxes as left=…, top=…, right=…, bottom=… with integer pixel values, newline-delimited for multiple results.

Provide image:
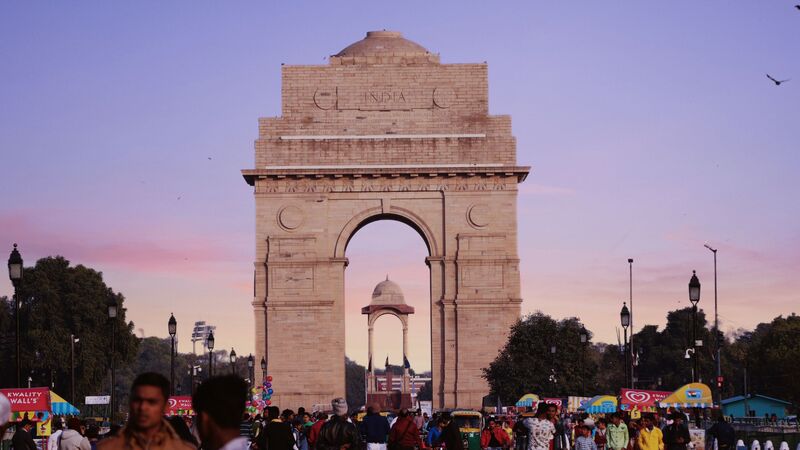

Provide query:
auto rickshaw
left=450, top=410, right=483, bottom=450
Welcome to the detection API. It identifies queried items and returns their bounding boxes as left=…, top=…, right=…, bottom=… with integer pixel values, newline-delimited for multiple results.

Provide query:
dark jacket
left=316, top=416, right=360, bottom=450
left=12, top=427, right=37, bottom=450
left=388, top=417, right=422, bottom=450
left=266, top=420, right=296, bottom=450
left=663, top=424, right=690, bottom=450
left=361, top=413, right=390, bottom=444
left=706, top=422, right=735, bottom=450
left=435, top=422, right=464, bottom=450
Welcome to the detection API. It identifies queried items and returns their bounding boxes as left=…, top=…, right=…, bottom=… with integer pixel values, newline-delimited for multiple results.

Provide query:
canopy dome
left=371, top=277, right=405, bottom=305
left=331, top=31, right=439, bottom=65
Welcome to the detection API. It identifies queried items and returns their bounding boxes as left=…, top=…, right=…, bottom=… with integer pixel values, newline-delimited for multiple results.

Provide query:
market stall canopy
left=567, top=396, right=591, bottom=413
left=50, top=391, right=79, bottom=416
left=582, top=395, right=618, bottom=413
left=659, top=383, right=713, bottom=408
left=515, top=393, right=540, bottom=407
left=620, top=389, right=672, bottom=412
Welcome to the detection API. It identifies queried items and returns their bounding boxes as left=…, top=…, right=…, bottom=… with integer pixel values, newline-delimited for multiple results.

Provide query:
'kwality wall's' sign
left=0, top=388, right=51, bottom=412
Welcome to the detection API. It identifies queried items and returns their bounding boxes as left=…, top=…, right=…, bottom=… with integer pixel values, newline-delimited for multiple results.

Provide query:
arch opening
left=343, top=219, right=432, bottom=409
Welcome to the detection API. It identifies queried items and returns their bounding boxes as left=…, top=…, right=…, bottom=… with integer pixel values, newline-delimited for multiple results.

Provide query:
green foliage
left=345, top=357, right=366, bottom=411
left=0, top=256, right=139, bottom=405
left=483, top=312, right=597, bottom=402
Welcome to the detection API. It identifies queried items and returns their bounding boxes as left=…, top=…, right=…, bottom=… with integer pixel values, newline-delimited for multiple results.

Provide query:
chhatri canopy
left=515, top=393, right=540, bottom=408
left=582, top=395, right=618, bottom=414
left=659, top=383, right=713, bottom=409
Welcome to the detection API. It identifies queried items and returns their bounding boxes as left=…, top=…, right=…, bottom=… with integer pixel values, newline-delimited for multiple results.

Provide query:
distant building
left=721, top=394, right=791, bottom=419
left=191, top=321, right=216, bottom=354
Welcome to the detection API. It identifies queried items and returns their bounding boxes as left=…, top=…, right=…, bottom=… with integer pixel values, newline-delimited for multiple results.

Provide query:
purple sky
left=2, top=2, right=799, bottom=371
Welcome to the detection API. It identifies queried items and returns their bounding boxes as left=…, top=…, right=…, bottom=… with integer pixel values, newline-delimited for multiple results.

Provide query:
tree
left=345, top=357, right=366, bottom=411
left=483, top=312, right=597, bottom=402
left=0, top=256, right=139, bottom=404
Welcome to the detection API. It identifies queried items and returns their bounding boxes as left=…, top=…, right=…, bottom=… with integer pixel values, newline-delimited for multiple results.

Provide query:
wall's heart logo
left=167, top=398, right=178, bottom=409
left=625, top=391, right=651, bottom=403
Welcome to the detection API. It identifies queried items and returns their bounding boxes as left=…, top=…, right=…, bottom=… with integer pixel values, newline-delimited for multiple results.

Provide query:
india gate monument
left=242, top=30, right=529, bottom=410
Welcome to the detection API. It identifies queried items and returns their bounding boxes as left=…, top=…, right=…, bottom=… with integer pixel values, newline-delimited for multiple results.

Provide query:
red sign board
left=0, top=388, right=51, bottom=412
left=620, top=389, right=671, bottom=409
left=166, top=396, right=194, bottom=416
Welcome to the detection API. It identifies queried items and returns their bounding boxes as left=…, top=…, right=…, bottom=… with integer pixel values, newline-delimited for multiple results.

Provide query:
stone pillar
left=367, top=325, right=375, bottom=392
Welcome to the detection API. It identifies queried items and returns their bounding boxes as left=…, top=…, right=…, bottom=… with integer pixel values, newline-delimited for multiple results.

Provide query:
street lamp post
left=260, top=356, right=267, bottom=383
left=628, top=258, right=634, bottom=389
left=70, top=334, right=79, bottom=405
left=168, top=314, right=177, bottom=395
left=620, top=302, right=631, bottom=389
left=107, top=297, right=118, bottom=419
left=689, top=271, right=701, bottom=382
left=247, top=354, right=255, bottom=388
left=229, top=348, right=237, bottom=375
left=705, top=244, right=721, bottom=400
left=207, top=330, right=215, bottom=377
left=8, top=244, right=24, bottom=388
left=579, top=327, right=588, bottom=395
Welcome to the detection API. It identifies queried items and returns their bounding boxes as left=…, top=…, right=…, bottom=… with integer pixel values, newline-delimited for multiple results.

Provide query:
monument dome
left=330, top=31, right=440, bottom=65
left=371, top=277, right=405, bottom=305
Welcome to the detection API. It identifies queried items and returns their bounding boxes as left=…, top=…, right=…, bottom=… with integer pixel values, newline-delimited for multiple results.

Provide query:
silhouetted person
left=168, top=416, right=199, bottom=448
left=12, top=419, right=37, bottom=450
left=98, top=372, right=196, bottom=450
left=193, top=375, right=249, bottom=450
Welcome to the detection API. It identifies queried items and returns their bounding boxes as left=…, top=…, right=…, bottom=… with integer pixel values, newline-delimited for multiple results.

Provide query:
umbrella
left=658, top=383, right=713, bottom=409
left=515, top=393, right=540, bottom=408
left=50, top=391, right=80, bottom=416
left=582, top=395, right=618, bottom=414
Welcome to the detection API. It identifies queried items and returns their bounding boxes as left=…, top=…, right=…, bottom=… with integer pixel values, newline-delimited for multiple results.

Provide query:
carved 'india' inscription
left=364, top=89, right=406, bottom=105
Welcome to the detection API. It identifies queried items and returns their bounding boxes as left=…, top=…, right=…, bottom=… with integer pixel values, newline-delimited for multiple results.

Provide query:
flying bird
left=795, top=5, right=800, bottom=10
left=766, top=74, right=790, bottom=86
left=207, top=157, right=212, bottom=160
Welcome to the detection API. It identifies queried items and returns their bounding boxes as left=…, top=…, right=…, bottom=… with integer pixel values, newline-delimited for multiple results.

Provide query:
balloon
left=265, top=382, right=272, bottom=388
left=267, top=376, right=273, bottom=382
left=268, top=389, right=274, bottom=395
left=265, top=395, right=271, bottom=400
left=252, top=394, right=260, bottom=401
left=266, top=400, right=272, bottom=406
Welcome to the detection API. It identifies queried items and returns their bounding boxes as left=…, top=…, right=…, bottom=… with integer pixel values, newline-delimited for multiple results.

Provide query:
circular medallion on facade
left=433, top=87, right=455, bottom=109
left=278, top=206, right=305, bottom=231
left=313, top=88, right=337, bottom=110
left=467, top=203, right=491, bottom=228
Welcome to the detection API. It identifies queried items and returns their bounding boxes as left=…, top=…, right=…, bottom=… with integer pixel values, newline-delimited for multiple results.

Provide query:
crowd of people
left=3, top=375, right=737, bottom=450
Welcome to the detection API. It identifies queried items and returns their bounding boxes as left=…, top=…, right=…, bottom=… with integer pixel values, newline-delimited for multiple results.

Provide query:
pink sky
left=2, top=2, right=799, bottom=371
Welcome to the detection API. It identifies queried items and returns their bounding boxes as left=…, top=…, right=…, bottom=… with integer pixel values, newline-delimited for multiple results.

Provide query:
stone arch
left=334, top=206, right=438, bottom=259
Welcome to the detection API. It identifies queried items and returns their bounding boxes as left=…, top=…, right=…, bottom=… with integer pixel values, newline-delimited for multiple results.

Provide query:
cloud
left=0, top=210, right=248, bottom=277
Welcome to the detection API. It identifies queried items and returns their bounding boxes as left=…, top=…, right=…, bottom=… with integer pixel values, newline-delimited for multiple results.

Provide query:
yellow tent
left=659, top=383, right=713, bottom=408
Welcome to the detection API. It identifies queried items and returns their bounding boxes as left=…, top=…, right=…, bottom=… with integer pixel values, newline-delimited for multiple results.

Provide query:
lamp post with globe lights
left=168, top=314, right=177, bottom=395
left=689, top=271, right=701, bottom=382
left=620, top=302, right=631, bottom=388
left=247, top=354, right=255, bottom=388
left=107, top=297, right=118, bottom=417
left=207, top=330, right=215, bottom=377
left=260, top=356, right=267, bottom=383
left=8, top=244, right=23, bottom=387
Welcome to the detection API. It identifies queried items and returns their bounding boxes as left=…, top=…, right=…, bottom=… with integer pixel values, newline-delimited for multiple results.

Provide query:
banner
left=543, top=398, right=564, bottom=411
left=0, top=388, right=51, bottom=412
left=85, top=396, right=110, bottom=405
left=619, top=389, right=671, bottom=411
left=166, top=396, right=194, bottom=416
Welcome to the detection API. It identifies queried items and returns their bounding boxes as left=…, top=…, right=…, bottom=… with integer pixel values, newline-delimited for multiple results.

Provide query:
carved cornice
left=247, top=172, right=528, bottom=194
left=242, top=165, right=529, bottom=186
